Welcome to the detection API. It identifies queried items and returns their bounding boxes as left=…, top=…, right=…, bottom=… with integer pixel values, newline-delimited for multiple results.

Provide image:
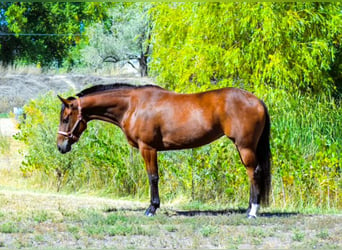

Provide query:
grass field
left=0, top=189, right=341, bottom=249
left=0, top=133, right=341, bottom=249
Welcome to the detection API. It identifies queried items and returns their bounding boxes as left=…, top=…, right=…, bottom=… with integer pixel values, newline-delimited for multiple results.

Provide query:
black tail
left=256, top=102, right=271, bottom=206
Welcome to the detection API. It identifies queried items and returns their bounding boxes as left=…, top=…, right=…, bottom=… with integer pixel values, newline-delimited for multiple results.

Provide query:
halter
left=58, top=97, right=86, bottom=142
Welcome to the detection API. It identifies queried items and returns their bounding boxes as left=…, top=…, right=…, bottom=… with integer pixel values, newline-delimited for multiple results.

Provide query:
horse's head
left=57, top=95, right=87, bottom=154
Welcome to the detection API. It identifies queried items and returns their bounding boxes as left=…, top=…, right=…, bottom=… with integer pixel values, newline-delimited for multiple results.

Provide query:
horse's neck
left=81, top=92, right=130, bottom=127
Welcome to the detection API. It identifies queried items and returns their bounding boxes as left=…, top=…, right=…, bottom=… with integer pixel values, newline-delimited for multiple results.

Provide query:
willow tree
left=80, top=3, right=152, bottom=76
left=150, top=2, right=342, bottom=93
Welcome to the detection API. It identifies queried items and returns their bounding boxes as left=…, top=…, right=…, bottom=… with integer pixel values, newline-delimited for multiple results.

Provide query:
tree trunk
left=139, top=52, right=148, bottom=77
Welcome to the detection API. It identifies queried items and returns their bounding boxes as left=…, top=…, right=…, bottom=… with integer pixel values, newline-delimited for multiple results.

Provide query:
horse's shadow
left=167, top=208, right=299, bottom=218
left=105, top=207, right=299, bottom=218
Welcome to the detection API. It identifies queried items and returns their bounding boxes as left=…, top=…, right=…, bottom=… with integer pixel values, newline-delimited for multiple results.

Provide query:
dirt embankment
left=0, top=72, right=154, bottom=113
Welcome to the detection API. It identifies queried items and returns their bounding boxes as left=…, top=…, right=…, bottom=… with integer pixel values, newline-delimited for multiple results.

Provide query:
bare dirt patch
left=0, top=118, right=18, bottom=137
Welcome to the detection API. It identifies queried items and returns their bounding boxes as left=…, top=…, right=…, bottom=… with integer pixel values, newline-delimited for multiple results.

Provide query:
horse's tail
left=256, top=102, right=271, bottom=206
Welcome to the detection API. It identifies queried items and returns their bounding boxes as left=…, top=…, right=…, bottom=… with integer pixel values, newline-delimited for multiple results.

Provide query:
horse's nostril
left=57, top=140, right=72, bottom=154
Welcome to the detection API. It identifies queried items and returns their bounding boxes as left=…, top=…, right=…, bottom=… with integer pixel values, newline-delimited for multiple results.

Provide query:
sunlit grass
left=0, top=133, right=10, bottom=155
left=0, top=189, right=340, bottom=249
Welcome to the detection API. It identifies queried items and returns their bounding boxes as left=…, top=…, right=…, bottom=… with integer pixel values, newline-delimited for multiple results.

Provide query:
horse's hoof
left=144, top=206, right=156, bottom=217
left=247, top=215, right=257, bottom=219
left=144, top=210, right=155, bottom=216
left=145, top=212, right=155, bottom=217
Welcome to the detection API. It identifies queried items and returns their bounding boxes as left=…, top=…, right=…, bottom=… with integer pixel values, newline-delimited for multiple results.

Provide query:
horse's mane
left=76, top=83, right=163, bottom=97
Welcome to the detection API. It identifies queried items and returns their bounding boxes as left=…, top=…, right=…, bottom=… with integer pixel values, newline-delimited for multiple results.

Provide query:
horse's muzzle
left=57, top=140, right=72, bottom=154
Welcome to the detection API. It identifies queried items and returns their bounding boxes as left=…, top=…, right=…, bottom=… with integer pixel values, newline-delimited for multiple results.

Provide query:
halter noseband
left=58, top=97, right=86, bottom=141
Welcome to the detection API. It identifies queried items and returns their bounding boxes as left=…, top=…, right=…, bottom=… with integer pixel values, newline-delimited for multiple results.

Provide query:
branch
left=127, top=54, right=139, bottom=60
left=144, top=32, right=152, bottom=56
left=102, top=55, right=120, bottom=63
left=102, top=55, right=138, bottom=71
left=126, top=61, right=138, bottom=70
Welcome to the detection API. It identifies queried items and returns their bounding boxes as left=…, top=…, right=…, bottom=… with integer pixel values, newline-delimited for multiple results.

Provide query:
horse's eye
left=63, top=117, right=69, bottom=124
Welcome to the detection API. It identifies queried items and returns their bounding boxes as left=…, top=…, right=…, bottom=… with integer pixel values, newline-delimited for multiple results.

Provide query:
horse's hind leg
left=237, top=147, right=261, bottom=218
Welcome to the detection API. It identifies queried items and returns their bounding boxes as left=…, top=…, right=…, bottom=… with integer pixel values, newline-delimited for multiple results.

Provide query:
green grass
left=32, top=210, right=50, bottom=223
left=0, top=222, right=19, bottom=234
left=316, top=229, right=329, bottom=240
left=0, top=134, right=10, bottom=155
left=0, top=113, right=9, bottom=118
left=199, top=225, right=219, bottom=237
left=292, top=229, right=306, bottom=242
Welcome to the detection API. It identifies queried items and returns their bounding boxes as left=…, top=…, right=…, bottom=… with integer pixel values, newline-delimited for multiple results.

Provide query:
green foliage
left=4, top=2, right=115, bottom=67
left=5, top=3, right=80, bottom=66
left=150, top=3, right=342, bottom=93
left=2, top=2, right=150, bottom=71
left=259, top=86, right=342, bottom=209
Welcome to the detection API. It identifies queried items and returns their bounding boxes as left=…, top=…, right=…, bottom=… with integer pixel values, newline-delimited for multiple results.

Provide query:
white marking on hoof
left=248, top=203, right=260, bottom=218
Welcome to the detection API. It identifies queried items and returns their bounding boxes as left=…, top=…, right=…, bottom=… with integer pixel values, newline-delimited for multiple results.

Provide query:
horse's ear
left=57, top=95, right=70, bottom=107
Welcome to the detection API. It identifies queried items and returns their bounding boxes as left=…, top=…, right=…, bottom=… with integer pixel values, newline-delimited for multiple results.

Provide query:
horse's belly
left=160, top=127, right=224, bottom=151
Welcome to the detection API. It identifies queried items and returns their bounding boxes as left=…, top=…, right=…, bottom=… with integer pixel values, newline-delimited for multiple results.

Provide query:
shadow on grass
left=104, top=207, right=299, bottom=218
left=104, top=207, right=146, bottom=213
left=170, top=209, right=299, bottom=218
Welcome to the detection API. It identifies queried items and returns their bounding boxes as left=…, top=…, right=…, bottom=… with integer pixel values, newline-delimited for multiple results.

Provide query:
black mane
left=76, top=83, right=162, bottom=97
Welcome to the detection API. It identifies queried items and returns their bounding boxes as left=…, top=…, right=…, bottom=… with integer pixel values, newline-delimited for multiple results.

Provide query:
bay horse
left=57, top=83, right=271, bottom=218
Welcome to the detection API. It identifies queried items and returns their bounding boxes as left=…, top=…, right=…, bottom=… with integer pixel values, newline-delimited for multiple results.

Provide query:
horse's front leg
left=140, top=145, right=160, bottom=216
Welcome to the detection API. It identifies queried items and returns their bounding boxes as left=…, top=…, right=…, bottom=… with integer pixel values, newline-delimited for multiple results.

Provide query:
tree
left=150, top=3, right=342, bottom=93
left=3, top=2, right=115, bottom=67
left=80, top=3, right=152, bottom=76
left=0, top=3, right=20, bottom=66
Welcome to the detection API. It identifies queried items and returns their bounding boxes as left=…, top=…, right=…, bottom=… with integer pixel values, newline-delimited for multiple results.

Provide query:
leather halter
left=58, top=97, right=86, bottom=141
